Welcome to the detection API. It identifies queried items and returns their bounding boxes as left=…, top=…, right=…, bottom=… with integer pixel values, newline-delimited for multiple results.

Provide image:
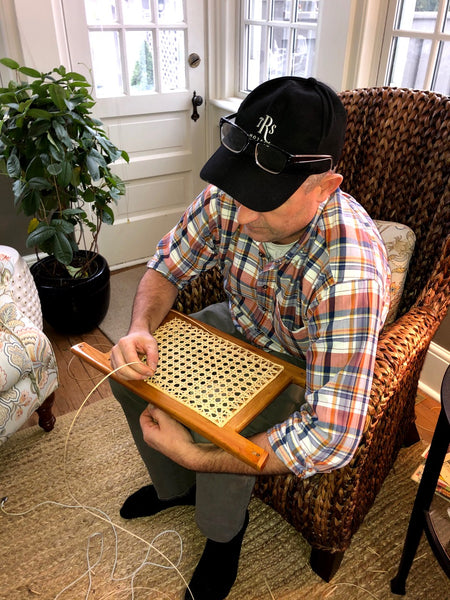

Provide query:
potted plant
left=0, top=58, right=129, bottom=333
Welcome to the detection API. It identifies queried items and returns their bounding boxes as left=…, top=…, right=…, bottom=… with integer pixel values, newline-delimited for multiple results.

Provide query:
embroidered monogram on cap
left=256, top=115, right=277, bottom=142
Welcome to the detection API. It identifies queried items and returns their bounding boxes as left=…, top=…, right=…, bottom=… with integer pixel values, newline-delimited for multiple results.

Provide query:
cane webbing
left=145, top=317, right=284, bottom=427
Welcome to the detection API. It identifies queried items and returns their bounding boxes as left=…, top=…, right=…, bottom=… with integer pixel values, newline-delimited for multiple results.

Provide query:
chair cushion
left=374, top=220, right=416, bottom=325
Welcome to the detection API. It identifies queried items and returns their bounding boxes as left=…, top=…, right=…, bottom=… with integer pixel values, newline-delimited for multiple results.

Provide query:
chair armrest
left=0, top=299, right=58, bottom=393
left=362, top=304, right=439, bottom=437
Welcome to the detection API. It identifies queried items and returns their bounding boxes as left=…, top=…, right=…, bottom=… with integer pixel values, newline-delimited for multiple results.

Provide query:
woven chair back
left=337, top=87, right=449, bottom=317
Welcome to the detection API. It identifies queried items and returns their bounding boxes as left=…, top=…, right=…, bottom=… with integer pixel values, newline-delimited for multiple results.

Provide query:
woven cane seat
left=146, top=316, right=284, bottom=427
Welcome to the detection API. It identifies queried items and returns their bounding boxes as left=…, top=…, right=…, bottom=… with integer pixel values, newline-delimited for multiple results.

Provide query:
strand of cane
left=1, top=359, right=193, bottom=600
left=62, top=362, right=193, bottom=599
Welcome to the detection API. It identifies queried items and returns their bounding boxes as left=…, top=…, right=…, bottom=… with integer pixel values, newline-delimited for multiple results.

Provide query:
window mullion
left=424, top=37, right=441, bottom=88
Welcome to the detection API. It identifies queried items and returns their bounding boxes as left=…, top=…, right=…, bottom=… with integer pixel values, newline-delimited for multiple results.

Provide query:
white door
left=62, top=0, right=207, bottom=267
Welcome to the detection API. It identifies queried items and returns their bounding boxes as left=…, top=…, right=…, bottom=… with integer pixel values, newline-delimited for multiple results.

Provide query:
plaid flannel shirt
left=148, top=184, right=391, bottom=477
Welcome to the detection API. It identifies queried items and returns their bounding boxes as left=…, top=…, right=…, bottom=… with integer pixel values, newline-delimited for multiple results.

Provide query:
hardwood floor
left=24, top=323, right=442, bottom=446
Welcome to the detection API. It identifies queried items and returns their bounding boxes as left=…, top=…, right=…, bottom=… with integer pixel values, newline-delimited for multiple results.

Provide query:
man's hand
left=110, top=268, right=179, bottom=381
left=140, top=404, right=197, bottom=467
left=110, top=330, right=159, bottom=380
left=139, top=404, right=292, bottom=475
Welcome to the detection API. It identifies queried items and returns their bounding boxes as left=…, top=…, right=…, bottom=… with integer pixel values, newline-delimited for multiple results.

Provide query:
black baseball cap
left=200, top=76, right=346, bottom=212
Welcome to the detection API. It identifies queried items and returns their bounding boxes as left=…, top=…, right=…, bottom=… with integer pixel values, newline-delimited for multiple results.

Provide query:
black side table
left=391, top=364, right=450, bottom=594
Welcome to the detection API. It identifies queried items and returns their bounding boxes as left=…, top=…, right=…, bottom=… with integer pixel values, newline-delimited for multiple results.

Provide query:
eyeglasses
left=219, top=113, right=333, bottom=175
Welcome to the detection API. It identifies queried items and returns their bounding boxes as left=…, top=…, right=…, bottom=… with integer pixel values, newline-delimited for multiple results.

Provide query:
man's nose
left=236, top=202, right=259, bottom=225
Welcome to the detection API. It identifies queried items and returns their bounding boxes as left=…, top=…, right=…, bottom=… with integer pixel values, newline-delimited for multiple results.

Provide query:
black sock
left=120, top=484, right=196, bottom=519
left=185, top=511, right=250, bottom=600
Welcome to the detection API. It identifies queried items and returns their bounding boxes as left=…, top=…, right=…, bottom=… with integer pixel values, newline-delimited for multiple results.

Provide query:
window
left=83, top=0, right=187, bottom=98
left=382, top=0, right=450, bottom=94
left=241, top=0, right=320, bottom=91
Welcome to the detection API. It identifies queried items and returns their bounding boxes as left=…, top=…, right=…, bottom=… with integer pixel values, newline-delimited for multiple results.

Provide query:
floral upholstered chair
left=0, top=246, right=58, bottom=445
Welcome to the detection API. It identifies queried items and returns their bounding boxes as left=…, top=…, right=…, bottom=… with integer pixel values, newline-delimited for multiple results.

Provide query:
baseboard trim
left=418, top=341, right=450, bottom=402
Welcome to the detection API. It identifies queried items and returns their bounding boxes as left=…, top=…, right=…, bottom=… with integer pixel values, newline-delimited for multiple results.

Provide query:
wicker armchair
left=174, top=87, right=450, bottom=581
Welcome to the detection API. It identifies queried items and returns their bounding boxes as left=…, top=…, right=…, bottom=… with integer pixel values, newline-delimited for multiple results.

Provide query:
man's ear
left=318, top=172, right=343, bottom=199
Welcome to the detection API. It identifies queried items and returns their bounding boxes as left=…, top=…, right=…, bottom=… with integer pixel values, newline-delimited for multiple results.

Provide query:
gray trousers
left=111, top=302, right=305, bottom=542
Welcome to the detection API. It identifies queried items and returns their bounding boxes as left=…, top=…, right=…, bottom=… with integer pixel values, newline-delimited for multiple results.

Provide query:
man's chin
left=243, top=226, right=270, bottom=242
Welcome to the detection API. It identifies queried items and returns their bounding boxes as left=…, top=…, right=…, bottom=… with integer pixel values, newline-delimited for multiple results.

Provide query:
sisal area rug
left=0, top=397, right=448, bottom=600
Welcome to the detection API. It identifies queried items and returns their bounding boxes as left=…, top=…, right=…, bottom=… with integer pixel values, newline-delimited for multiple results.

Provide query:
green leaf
left=56, top=160, right=72, bottom=187
left=46, top=163, right=62, bottom=176
left=21, top=188, right=42, bottom=215
left=65, top=264, right=85, bottom=278
left=29, top=118, right=51, bottom=137
left=12, top=179, right=28, bottom=203
left=27, top=176, right=52, bottom=190
left=25, top=155, right=45, bottom=180
left=52, top=231, right=74, bottom=265
left=0, top=58, right=20, bottom=70
left=83, top=187, right=96, bottom=203
left=0, top=92, right=18, bottom=104
left=52, top=218, right=75, bottom=235
left=70, top=166, right=81, bottom=188
left=65, top=71, right=88, bottom=82
left=18, top=66, right=41, bottom=78
left=49, top=83, right=67, bottom=110
left=100, top=204, right=115, bottom=225
left=62, top=207, right=86, bottom=218
left=86, top=154, right=101, bottom=180
left=26, top=223, right=55, bottom=247
left=53, top=120, right=72, bottom=148
left=6, top=153, right=21, bottom=178
left=27, top=108, right=53, bottom=119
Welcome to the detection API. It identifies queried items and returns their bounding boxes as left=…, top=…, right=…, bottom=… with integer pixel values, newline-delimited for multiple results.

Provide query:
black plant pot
left=30, top=251, right=110, bottom=334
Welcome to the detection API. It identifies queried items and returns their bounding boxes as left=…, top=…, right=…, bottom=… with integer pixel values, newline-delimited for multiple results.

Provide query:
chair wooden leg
left=310, top=548, right=345, bottom=582
left=36, top=392, right=56, bottom=432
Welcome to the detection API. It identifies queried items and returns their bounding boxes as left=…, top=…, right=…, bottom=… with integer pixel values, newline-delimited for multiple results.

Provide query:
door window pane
left=122, top=0, right=152, bottom=24
left=158, top=0, right=184, bottom=23
left=83, top=0, right=187, bottom=97
left=89, top=31, right=123, bottom=97
left=85, top=0, right=118, bottom=24
left=159, top=29, right=186, bottom=91
left=127, top=31, right=155, bottom=93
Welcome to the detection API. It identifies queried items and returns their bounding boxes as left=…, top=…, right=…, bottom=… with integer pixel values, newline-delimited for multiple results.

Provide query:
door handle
left=191, top=91, right=203, bottom=122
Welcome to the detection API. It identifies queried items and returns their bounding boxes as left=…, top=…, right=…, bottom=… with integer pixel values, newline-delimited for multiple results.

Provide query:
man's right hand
left=110, top=329, right=159, bottom=380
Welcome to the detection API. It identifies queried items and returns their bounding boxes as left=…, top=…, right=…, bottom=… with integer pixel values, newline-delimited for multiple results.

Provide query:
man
left=110, top=76, right=391, bottom=600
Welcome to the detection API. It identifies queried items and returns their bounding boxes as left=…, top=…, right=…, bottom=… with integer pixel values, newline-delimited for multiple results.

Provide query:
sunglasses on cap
left=220, top=114, right=334, bottom=175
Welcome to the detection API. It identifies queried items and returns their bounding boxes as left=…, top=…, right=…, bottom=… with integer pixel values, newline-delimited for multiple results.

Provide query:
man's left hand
left=139, top=404, right=291, bottom=475
left=140, top=404, right=197, bottom=468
